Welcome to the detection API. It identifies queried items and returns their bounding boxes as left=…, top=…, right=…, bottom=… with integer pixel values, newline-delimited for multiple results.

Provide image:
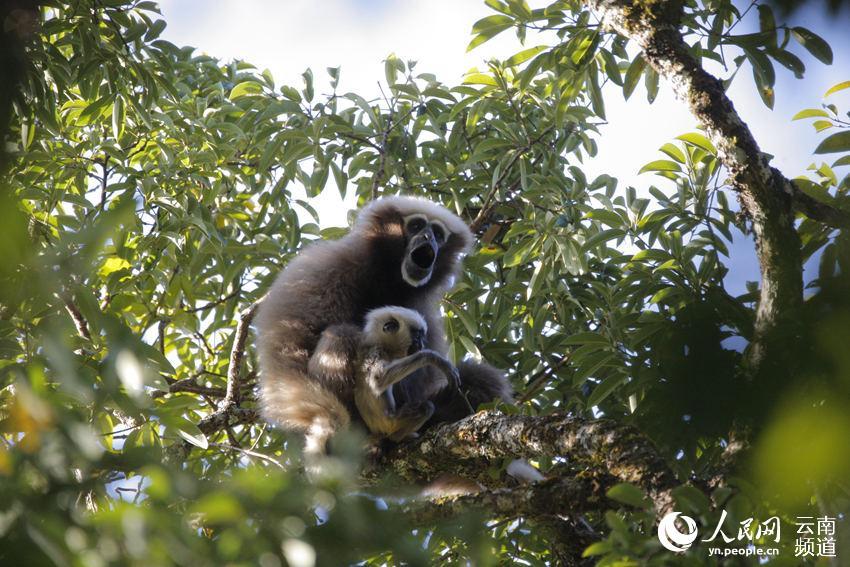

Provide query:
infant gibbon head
left=354, top=196, right=473, bottom=289
left=363, top=307, right=428, bottom=357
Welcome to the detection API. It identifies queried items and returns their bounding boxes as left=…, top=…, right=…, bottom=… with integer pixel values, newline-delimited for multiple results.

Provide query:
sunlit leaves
left=504, top=45, right=547, bottom=67
left=4, top=0, right=848, bottom=565
left=824, top=80, right=850, bottom=97
left=638, top=160, right=681, bottom=175
left=468, top=14, right=514, bottom=51
left=815, top=131, right=850, bottom=154
left=676, top=132, right=716, bottom=154
left=792, top=108, right=829, bottom=120
left=229, top=80, right=264, bottom=99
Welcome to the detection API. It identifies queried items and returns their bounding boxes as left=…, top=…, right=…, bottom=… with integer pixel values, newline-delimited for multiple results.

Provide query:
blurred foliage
left=0, top=0, right=849, bottom=565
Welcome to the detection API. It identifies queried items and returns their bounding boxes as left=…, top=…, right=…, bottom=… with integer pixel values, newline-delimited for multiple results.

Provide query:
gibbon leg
left=388, top=400, right=435, bottom=442
left=376, top=350, right=460, bottom=392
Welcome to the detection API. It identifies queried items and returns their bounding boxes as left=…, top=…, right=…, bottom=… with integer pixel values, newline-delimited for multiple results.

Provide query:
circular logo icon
left=657, top=512, right=698, bottom=553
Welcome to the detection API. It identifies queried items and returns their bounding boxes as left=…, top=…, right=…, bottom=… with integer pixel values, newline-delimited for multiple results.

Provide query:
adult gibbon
left=314, top=306, right=458, bottom=442
left=255, top=196, right=511, bottom=460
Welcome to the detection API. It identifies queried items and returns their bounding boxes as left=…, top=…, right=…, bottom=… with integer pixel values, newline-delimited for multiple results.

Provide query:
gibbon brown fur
left=255, top=196, right=511, bottom=458
left=318, top=306, right=459, bottom=442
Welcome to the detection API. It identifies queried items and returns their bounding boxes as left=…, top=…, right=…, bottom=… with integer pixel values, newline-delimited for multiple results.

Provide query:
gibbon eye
left=383, top=319, right=400, bottom=333
left=405, top=215, right=427, bottom=234
left=431, top=221, right=448, bottom=244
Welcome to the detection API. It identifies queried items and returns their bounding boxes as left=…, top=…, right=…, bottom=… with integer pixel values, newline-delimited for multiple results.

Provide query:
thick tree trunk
left=369, top=411, right=680, bottom=517
left=583, top=0, right=823, bottom=368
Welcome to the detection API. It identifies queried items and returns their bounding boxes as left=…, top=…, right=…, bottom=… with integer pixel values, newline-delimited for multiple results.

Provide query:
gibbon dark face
left=401, top=213, right=450, bottom=287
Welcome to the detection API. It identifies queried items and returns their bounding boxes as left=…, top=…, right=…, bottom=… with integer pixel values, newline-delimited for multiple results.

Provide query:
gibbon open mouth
left=411, top=243, right=436, bottom=269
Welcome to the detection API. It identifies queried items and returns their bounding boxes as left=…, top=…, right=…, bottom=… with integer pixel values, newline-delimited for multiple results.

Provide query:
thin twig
left=470, top=126, right=556, bottom=233
left=61, top=295, right=92, bottom=341
left=517, top=355, right=570, bottom=404
left=222, top=296, right=264, bottom=408
left=209, top=442, right=286, bottom=470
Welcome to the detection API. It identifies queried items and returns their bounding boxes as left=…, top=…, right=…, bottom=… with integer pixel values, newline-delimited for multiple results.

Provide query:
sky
left=156, top=0, right=850, bottom=295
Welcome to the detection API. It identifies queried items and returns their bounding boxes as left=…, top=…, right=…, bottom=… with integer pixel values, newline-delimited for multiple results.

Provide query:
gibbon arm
left=371, top=349, right=460, bottom=393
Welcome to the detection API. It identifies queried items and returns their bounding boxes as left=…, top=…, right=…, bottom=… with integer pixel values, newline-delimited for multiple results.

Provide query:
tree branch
left=791, top=187, right=850, bottom=229
left=469, top=126, right=556, bottom=233
left=405, top=473, right=617, bottom=524
left=165, top=297, right=263, bottom=462
left=369, top=410, right=678, bottom=515
left=62, top=296, right=91, bottom=341
left=221, top=297, right=262, bottom=408
left=582, top=0, right=848, bottom=368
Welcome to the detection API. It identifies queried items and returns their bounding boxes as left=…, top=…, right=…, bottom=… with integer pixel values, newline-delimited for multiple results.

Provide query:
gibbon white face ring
left=402, top=214, right=451, bottom=287
left=402, top=261, right=433, bottom=287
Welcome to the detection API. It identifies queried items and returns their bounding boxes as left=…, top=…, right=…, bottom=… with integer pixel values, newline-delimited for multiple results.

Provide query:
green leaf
left=650, top=287, right=682, bottom=304
left=573, top=352, right=615, bottom=385
left=505, top=45, right=546, bottom=67
left=792, top=108, right=829, bottom=120
left=463, top=73, right=498, bottom=86
left=564, top=332, right=610, bottom=346
left=599, top=49, right=622, bottom=86
left=672, top=485, right=711, bottom=515
left=582, top=228, right=625, bottom=250
left=639, top=160, right=681, bottom=174
left=259, top=134, right=284, bottom=171
left=791, top=27, right=833, bottom=65
left=676, top=132, right=716, bottom=154
left=754, top=73, right=775, bottom=109
left=644, top=66, right=659, bottom=104
left=832, top=155, right=850, bottom=167
left=383, top=55, right=398, bottom=85
left=770, top=49, right=805, bottom=79
left=571, top=31, right=600, bottom=67
left=99, top=257, right=131, bottom=277
left=745, top=48, right=775, bottom=108
left=587, top=373, right=625, bottom=407
left=346, top=92, right=379, bottom=125
left=111, top=95, right=125, bottom=139
left=746, top=48, right=776, bottom=86
left=302, top=68, right=314, bottom=102
left=229, top=81, right=263, bottom=99
left=587, top=64, right=605, bottom=120
left=468, top=15, right=513, bottom=51
left=659, top=143, right=686, bottom=163
left=20, top=120, right=34, bottom=149
left=622, top=56, right=646, bottom=100
left=825, top=81, right=850, bottom=97
left=585, top=209, right=624, bottom=228
left=503, top=238, right=536, bottom=267
left=190, top=493, right=244, bottom=523
left=607, top=483, right=651, bottom=509
left=815, top=131, right=850, bottom=154
left=472, top=14, right=512, bottom=34
left=582, top=541, right=613, bottom=557
left=176, top=424, right=209, bottom=450
left=757, top=5, right=777, bottom=48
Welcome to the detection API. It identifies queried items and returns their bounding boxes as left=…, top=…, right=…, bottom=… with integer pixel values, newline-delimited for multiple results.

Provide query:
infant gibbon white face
left=363, top=307, right=428, bottom=357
